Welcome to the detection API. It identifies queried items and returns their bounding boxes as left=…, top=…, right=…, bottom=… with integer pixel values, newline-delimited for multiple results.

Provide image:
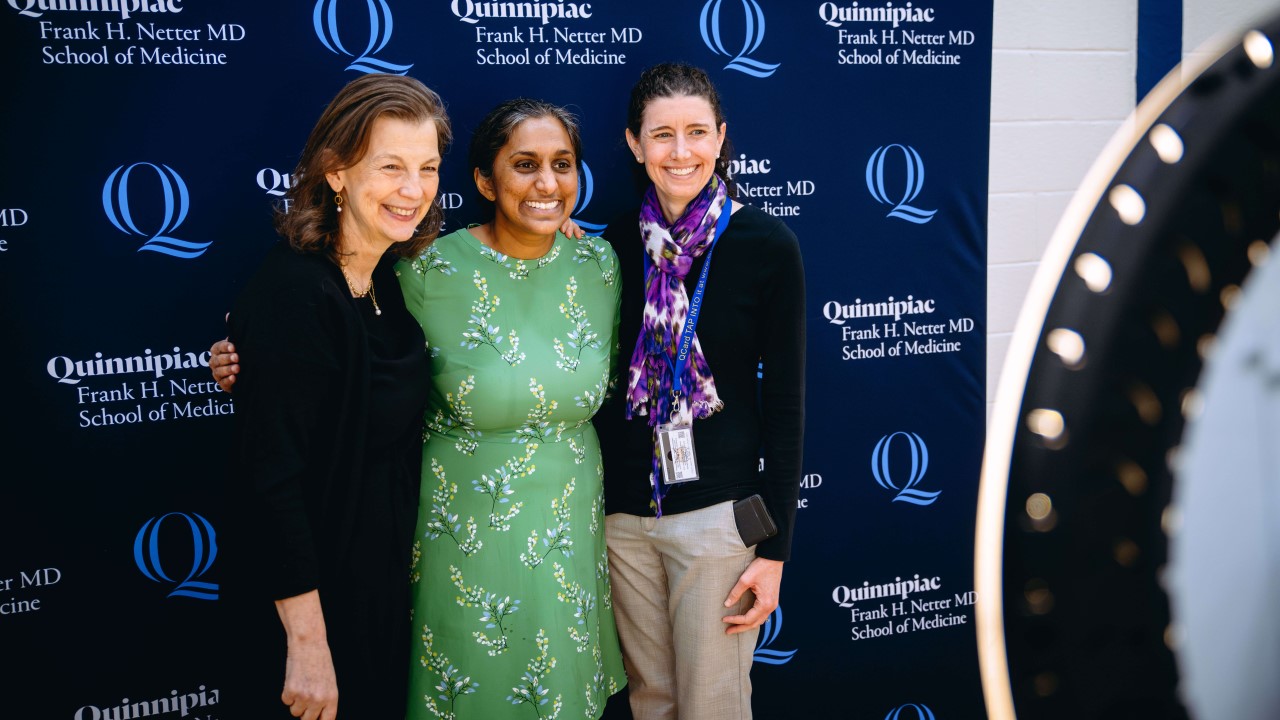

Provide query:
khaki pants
left=606, top=501, right=759, bottom=720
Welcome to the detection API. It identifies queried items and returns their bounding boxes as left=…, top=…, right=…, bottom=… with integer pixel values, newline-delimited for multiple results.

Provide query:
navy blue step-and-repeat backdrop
left=1, top=1, right=990, bottom=717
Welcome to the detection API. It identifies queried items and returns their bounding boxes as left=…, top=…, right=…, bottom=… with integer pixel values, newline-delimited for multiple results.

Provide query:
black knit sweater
left=596, top=203, right=806, bottom=561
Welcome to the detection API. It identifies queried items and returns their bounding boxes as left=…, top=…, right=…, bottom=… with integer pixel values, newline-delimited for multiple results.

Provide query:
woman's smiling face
left=477, top=115, right=578, bottom=244
left=626, top=94, right=725, bottom=223
left=326, top=115, right=441, bottom=250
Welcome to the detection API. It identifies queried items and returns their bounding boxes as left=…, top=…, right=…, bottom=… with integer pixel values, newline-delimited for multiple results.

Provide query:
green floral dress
left=397, top=228, right=625, bottom=720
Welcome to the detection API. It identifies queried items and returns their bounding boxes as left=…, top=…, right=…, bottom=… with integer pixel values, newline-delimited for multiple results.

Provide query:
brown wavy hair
left=276, top=74, right=452, bottom=260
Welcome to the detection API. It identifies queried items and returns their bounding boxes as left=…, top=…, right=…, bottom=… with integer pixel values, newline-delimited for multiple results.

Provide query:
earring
left=334, top=193, right=344, bottom=213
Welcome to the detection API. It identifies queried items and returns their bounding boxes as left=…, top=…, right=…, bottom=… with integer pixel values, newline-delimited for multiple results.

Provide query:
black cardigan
left=596, top=204, right=806, bottom=561
left=226, top=243, right=425, bottom=599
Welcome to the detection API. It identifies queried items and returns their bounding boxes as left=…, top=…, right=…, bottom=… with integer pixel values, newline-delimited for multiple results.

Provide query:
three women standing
left=218, top=63, right=805, bottom=720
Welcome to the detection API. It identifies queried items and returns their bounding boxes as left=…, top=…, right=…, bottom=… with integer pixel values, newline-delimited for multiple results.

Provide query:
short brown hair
left=277, top=74, right=452, bottom=260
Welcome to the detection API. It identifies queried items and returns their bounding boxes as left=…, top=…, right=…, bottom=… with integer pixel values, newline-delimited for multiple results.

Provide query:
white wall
left=985, top=0, right=1279, bottom=420
left=987, top=0, right=1136, bottom=419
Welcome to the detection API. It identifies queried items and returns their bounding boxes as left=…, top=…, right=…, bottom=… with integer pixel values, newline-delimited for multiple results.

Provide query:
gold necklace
left=340, top=266, right=382, bottom=316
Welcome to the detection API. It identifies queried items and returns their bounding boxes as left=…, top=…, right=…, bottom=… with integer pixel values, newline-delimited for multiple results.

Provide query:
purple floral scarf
left=625, top=175, right=728, bottom=513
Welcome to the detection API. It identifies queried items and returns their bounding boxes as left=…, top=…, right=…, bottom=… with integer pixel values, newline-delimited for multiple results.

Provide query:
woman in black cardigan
left=222, top=74, right=449, bottom=720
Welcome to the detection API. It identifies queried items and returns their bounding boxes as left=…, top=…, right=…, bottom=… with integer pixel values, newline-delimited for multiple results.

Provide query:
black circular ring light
left=977, top=13, right=1280, bottom=720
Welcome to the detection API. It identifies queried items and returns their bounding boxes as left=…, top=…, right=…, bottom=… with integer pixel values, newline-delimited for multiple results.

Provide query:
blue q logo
left=571, top=161, right=607, bottom=236
left=866, top=145, right=938, bottom=224
left=699, top=0, right=780, bottom=78
left=871, top=431, right=941, bottom=506
left=133, top=512, right=219, bottom=600
left=753, top=605, right=797, bottom=665
left=103, top=163, right=211, bottom=259
left=313, top=0, right=412, bottom=74
left=886, top=704, right=937, bottom=720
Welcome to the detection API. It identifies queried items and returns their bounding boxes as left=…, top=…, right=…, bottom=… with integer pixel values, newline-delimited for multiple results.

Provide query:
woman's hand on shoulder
left=560, top=217, right=585, bottom=239
left=209, top=339, right=239, bottom=393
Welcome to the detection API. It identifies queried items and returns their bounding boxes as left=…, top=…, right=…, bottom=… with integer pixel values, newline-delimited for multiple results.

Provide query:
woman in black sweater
left=595, top=62, right=805, bottom=720
left=223, top=75, right=449, bottom=720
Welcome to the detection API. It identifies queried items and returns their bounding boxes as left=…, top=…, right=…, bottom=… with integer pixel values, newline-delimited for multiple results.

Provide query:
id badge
left=656, top=423, right=700, bottom=485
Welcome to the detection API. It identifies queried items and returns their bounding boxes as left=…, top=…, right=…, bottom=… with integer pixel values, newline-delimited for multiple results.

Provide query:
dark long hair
left=626, top=62, right=737, bottom=197
left=276, top=74, right=452, bottom=260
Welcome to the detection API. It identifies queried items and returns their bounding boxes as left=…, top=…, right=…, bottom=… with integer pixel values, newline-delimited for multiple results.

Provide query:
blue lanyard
left=644, top=207, right=731, bottom=397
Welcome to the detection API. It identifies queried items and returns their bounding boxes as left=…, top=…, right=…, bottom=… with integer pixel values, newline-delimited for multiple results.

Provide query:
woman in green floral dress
left=398, top=98, right=625, bottom=719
